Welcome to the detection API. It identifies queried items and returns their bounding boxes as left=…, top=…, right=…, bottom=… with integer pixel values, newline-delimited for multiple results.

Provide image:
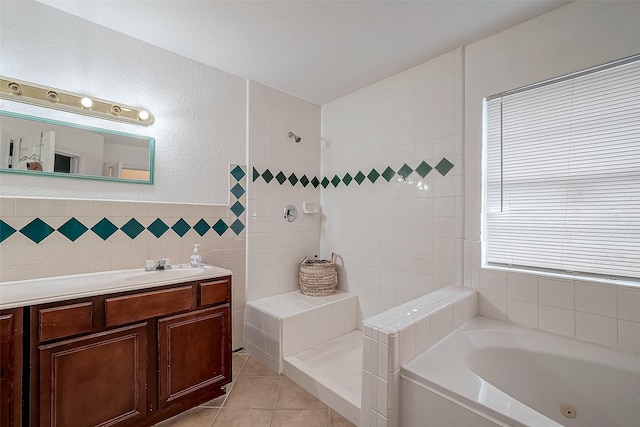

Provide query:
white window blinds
left=484, top=56, right=640, bottom=280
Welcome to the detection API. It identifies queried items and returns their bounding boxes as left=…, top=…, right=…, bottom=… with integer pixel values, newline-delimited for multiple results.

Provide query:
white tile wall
left=246, top=81, right=322, bottom=302
left=473, top=264, right=640, bottom=356
left=362, top=286, right=477, bottom=427
left=321, top=49, right=464, bottom=323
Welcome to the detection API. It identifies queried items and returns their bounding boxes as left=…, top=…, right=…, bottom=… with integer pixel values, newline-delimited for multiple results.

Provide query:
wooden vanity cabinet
left=28, top=276, right=231, bottom=427
left=1, top=308, right=23, bottom=427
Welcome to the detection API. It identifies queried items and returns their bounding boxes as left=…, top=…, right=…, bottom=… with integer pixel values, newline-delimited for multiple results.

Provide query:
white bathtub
left=400, top=317, right=640, bottom=427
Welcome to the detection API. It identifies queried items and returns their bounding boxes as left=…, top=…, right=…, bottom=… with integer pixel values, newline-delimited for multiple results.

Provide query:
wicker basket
left=299, top=253, right=338, bottom=296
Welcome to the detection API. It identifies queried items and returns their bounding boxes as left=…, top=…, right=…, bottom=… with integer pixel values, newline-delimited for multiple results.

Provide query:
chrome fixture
left=288, top=131, right=301, bottom=143
left=0, top=76, right=154, bottom=126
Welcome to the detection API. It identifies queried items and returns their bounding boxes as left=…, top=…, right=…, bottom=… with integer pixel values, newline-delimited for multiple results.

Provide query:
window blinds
left=485, top=57, right=640, bottom=280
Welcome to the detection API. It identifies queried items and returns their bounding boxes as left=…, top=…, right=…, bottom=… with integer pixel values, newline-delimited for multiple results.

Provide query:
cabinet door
left=0, top=309, right=22, bottom=427
left=158, top=306, right=231, bottom=407
left=39, top=323, right=147, bottom=427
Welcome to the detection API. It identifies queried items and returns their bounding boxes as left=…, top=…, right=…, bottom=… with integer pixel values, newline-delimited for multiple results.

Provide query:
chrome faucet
left=145, top=259, right=170, bottom=272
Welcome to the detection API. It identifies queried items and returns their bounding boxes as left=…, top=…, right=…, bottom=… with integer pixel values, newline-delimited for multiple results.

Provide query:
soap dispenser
left=190, top=244, right=202, bottom=267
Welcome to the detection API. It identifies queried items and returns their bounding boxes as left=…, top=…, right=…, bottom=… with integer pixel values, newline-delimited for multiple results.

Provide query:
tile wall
left=0, top=165, right=247, bottom=349
left=320, top=49, right=464, bottom=320
left=247, top=81, right=322, bottom=302
left=362, top=286, right=477, bottom=427
left=467, top=251, right=640, bottom=356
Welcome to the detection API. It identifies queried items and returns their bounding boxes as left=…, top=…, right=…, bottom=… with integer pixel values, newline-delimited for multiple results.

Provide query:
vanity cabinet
left=1, top=308, right=23, bottom=427
left=28, top=276, right=232, bottom=427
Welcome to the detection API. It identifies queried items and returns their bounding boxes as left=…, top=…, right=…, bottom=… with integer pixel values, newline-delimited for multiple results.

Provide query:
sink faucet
left=145, top=259, right=170, bottom=272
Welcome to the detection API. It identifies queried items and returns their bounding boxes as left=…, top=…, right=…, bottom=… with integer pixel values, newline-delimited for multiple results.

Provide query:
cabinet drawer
left=199, top=278, right=230, bottom=307
left=105, top=286, right=193, bottom=327
left=39, top=302, right=92, bottom=342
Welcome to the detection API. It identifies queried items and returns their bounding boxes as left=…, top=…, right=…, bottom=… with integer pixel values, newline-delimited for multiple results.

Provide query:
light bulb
left=138, top=110, right=150, bottom=121
left=81, top=97, right=93, bottom=108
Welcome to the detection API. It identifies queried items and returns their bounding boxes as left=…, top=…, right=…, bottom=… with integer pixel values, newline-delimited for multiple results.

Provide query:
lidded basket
left=298, top=253, right=338, bottom=296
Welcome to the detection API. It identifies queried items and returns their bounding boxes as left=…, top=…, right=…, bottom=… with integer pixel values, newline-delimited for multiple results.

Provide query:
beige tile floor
left=155, top=352, right=356, bottom=427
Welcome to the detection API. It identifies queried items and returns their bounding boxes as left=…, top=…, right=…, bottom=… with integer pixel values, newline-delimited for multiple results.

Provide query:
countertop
left=0, top=264, right=232, bottom=310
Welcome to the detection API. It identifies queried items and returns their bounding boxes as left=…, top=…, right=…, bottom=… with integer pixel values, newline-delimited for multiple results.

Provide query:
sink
left=111, top=265, right=212, bottom=283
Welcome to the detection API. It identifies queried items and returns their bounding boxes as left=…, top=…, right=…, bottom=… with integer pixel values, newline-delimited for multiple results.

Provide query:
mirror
left=0, top=110, right=154, bottom=184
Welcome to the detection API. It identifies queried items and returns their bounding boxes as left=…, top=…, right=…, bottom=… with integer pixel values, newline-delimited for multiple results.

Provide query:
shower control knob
left=284, top=205, right=298, bottom=222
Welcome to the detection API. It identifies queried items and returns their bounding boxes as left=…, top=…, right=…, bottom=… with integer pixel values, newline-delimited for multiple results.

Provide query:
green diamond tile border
left=91, top=218, right=118, bottom=241
left=212, top=219, right=228, bottom=236
left=193, top=219, right=211, bottom=237
left=147, top=218, right=169, bottom=238
left=382, top=167, right=395, bottom=182
left=20, top=218, right=55, bottom=244
left=367, top=169, right=380, bottom=183
left=275, top=171, right=287, bottom=185
left=416, top=161, right=433, bottom=178
left=435, top=157, right=455, bottom=176
left=250, top=158, right=452, bottom=190
left=0, top=165, right=249, bottom=246
left=121, top=218, right=145, bottom=239
left=0, top=220, right=17, bottom=243
left=397, top=163, right=414, bottom=179
left=57, top=217, right=88, bottom=242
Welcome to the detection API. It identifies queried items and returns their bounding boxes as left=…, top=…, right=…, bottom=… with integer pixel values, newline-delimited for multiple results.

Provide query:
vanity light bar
left=0, top=77, right=154, bottom=126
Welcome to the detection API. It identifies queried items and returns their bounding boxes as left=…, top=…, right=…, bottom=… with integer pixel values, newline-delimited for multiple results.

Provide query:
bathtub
left=400, top=317, right=640, bottom=427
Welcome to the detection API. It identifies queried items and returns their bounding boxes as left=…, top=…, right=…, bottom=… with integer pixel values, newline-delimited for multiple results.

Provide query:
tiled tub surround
left=401, top=317, right=640, bottom=427
left=245, top=290, right=360, bottom=424
left=465, top=240, right=640, bottom=357
left=362, top=286, right=477, bottom=427
left=0, top=165, right=247, bottom=349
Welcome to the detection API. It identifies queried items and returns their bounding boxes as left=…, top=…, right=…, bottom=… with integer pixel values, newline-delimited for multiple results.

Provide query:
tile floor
left=155, top=352, right=356, bottom=427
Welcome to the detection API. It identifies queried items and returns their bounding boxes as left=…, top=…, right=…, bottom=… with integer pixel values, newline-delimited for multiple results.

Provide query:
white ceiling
left=38, top=0, right=570, bottom=105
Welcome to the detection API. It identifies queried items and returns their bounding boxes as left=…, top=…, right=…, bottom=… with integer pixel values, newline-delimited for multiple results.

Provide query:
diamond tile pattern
left=262, top=169, right=274, bottom=183
left=171, top=218, right=191, bottom=237
left=0, top=220, right=16, bottom=243
left=230, top=201, right=245, bottom=217
left=193, top=219, right=211, bottom=237
left=249, top=158, right=453, bottom=190
left=212, top=219, right=228, bottom=236
left=230, top=219, right=245, bottom=235
left=435, top=157, right=455, bottom=176
left=147, top=218, right=169, bottom=238
left=231, top=165, right=246, bottom=181
left=121, top=218, right=145, bottom=239
left=1, top=164, right=248, bottom=246
left=397, top=163, right=414, bottom=179
left=230, top=183, right=246, bottom=199
left=367, top=169, right=380, bottom=183
left=416, top=161, right=433, bottom=178
left=91, top=218, right=118, bottom=241
left=57, top=217, right=88, bottom=242
left=20, top=218, right=55, bottom=244
left=382, top=167, right=395, bottom=182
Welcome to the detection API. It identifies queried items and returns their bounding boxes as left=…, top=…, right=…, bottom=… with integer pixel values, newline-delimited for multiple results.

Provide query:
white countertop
left=0, top=264, right=232, bottom=310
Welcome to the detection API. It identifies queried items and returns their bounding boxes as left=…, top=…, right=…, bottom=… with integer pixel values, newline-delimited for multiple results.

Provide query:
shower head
left=288, top=132, right=301, bottom=143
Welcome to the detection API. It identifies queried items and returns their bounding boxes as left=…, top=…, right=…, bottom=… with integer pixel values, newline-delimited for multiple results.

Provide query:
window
left=483, top=55, right=640, bottom=281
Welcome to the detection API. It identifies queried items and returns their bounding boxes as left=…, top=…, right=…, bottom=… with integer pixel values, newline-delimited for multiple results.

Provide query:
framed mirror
left=0, top=110, right=154, bottom=184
